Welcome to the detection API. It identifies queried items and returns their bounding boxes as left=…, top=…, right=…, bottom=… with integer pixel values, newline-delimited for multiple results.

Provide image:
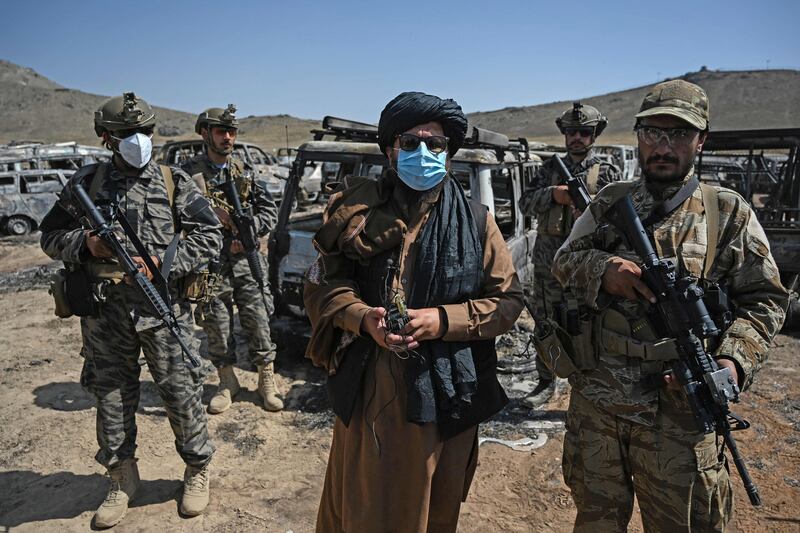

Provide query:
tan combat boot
left=257, top=362, right=284, bottom=411
left=180, top=464, right=210, bottom=516
left=94, top=458, right=140, bottom=528
left=208, top=365, right=240, bottom=414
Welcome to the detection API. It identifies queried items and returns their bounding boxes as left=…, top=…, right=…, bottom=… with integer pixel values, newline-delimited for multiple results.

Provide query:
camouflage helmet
left=555, top=102, right=608, bottom=136
left=93, top=92, right=156, bottom=137
left=195, top=104, right=239, bottom=134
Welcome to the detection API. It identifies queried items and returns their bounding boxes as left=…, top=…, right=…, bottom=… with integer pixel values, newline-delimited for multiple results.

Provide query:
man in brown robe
left=304, top=92, right=524, bottom=533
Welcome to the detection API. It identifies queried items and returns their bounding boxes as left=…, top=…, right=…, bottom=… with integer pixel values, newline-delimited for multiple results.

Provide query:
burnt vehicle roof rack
left=703, top=128, right=800, bottom=151
left=311, top=116, right=379, bottom=142
left=463, top=125, right=529, bottom=161
left=309, top=116, right=529, bottom=160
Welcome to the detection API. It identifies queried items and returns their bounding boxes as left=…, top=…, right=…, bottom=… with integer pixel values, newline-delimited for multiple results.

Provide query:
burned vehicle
left=268, top=116, right=541, bottom=327
left=594, top=144, right=639, bottom=180
left=698, top=128, right=800, bottom=327
left=0, top=169, right=73, bottom=234
left=156, top=140, right=289, bottom=201
left=0, top=142, right=111, bottom=172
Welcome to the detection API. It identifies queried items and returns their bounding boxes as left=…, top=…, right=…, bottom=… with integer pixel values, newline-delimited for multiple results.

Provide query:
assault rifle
left=71, top=181, right=201, bottom=368
left=553, top=155, right=592, bottom=212
left=219, top=170, right=267, bottom=291
left=606, top=194, right=761, bottom=506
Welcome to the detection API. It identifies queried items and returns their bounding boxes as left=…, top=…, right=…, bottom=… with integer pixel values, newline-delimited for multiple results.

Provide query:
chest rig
left=538, top=159, right=601, bottom=237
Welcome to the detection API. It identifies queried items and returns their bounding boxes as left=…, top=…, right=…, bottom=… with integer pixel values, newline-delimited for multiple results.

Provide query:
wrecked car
left=0, top=142, right=111, bottom=172
left=268, top=116, right=541, bottom=329
left=594, top=144, right=639, bottom=180
left=698, top=127, right=800, bottom=328
left=156, top=140, right=289, bottom=201
left=0, top=169, right=73, bottom=235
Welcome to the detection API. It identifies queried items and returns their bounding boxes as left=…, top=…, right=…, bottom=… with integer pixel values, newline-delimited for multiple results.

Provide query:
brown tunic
left=304, top=183, right=524, bottom=533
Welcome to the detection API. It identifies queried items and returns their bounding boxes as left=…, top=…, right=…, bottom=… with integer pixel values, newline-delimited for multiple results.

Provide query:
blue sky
left=2, top=0, right=798, bottom=122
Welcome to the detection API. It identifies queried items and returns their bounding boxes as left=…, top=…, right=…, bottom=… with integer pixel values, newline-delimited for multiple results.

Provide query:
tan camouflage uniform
left=181, top=153, right=278, bottom=368
left=520, top=152, right=621, bottom=381
left=552, top=173, right=789, bottom=531
left=40, top=159, right=222, bottom=468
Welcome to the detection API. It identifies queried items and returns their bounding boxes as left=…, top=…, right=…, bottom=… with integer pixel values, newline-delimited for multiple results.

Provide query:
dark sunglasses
left=211, top=126, right=238, bottom=135
left=115, top=126, right=155, bottom=138
left=396, top=133, right=449, bottom=154
left=564, top=127, right=594, bottom=138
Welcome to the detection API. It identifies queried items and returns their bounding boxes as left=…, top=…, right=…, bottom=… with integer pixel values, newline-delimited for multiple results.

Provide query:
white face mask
left=114, top=132, right=152, bottom=168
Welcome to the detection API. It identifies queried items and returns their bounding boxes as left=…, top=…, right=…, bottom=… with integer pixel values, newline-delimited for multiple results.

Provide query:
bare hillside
left=0, top=60, right=318, bottom=150
left=3, top=61, right=800, bottom=150
left=468, top=68, right=800, bottom=145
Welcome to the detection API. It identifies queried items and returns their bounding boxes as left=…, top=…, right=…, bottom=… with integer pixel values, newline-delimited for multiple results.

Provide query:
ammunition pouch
left=537, top=203, right=573, bottom=237
left=50, top=267, right=103, bottom=318
left=533, top=315, right=597, bottom=379
left=182, top=271, right=215, bottom=303
left=598, top=307, right=679, bottom=361
left=182, top=260, right=222, bottom=304
left=49, top=268, right=73, bottom=318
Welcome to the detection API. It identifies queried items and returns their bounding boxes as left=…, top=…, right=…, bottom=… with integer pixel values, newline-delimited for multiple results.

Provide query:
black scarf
left=405, top=176, right=484, bottom=424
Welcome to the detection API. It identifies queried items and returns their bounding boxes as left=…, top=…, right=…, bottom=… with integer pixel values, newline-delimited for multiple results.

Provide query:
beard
left=389, top=166, right=447, bottom=206
left=567, top=141, right=591, bottom=156
left=640, top=152, right=693, bottom=182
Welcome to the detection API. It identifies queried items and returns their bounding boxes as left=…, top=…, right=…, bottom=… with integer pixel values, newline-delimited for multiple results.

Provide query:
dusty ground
left=0, top=236, right=798, bottom=532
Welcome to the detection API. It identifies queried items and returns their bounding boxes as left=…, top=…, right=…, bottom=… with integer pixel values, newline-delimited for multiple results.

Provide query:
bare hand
left=552, top=185, right=574, bottom=206
left=84, top=231, right=113, bottom=258
left=361, top=306, right=417, bottom=351
left=229, top=240, right=245, bottom=254
left=403, top=307, right=446, bottom=342
left=125, top=255, right=160, bottom=285
left=602, top=257, right=656, bottom=303
left=213, top=207, right=237, bottom=233
left=663, top=359, right=739, bottom=390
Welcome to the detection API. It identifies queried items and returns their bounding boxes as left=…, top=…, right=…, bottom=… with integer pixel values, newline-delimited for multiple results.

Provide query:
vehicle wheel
left=5, top=216, right=32, bottom=236
left=307, top=191, right=319, bottom=203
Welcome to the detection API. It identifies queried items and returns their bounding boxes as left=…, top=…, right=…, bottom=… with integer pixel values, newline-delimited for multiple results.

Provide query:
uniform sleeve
left=439, top=212, right=525, bottom=341
left=712, top=198, right=789, bottom=390
left=597, top=162, right=623, bottom=189
left=39, top=180, right=90, bottom=264
left=170, top=168, right=223, bottom=277
left=520, top=163, right=557, bottom=216
left=251, top=178, right=279, bottom=237
left=552, top=202, right=618, bottom=308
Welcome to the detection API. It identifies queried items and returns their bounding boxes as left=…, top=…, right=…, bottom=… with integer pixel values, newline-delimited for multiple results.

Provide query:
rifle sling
left=641, top=175, right=699, bottom=228
left=115, top=210, right=172, bottom=304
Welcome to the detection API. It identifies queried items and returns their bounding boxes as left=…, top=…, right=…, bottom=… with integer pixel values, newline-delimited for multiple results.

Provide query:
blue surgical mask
left=396, top=143, right=447, bottom=191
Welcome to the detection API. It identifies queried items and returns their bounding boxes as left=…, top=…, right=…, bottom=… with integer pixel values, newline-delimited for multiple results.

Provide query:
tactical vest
left=185, top=157, right=252, bottom=212
left=537, top=162, right=601, bottom=237
left=538, top=181, right=724, bottom=378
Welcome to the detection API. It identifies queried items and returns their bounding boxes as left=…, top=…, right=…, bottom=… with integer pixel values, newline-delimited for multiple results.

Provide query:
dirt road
left=0, top=238, right=798, bottom=532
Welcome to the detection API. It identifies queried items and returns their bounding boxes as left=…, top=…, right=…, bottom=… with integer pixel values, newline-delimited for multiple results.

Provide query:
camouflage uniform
left=40, top=159, right=222, bottom=469
left=181, top=153, right=278, bottom=369
left=552, top=174, right=789, bottom=531
left=520, top=152, right=621, bottom=382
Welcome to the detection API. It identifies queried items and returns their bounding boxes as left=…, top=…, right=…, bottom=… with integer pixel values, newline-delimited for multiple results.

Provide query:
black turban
left=378, top=92, right=468, bottom=157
